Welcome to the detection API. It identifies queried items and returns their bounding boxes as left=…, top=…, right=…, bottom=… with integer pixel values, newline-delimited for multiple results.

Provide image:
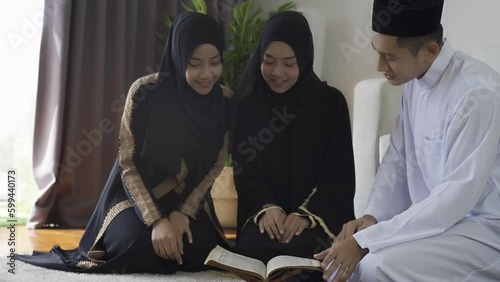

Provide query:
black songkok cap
left=372, top=0, right=444, bottom=37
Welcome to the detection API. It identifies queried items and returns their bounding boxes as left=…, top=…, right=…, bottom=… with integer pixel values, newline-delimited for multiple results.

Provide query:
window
left=0, top=0, right=43, bottom=224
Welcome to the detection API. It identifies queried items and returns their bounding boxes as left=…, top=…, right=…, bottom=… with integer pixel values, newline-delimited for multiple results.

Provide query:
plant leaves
left=192, top=0, right=207, bottom=14
left=223, top=1, right=295, bottom=89
left=180, top=0, right=195, bottom=12
left=157, top=0, right=297, bottom=91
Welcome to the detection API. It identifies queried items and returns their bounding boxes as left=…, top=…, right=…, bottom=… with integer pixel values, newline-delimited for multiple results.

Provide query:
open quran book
left=204, top=245, right=323, bottom=282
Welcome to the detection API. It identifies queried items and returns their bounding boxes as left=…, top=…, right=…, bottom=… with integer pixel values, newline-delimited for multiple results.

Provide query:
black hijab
left=233, top=12, right=355, bottom=233
left=141, top=12, right=227, bottom=179
left=232, top=11, right=328, bottom=214
left=232, top=11, right=320, bottom=113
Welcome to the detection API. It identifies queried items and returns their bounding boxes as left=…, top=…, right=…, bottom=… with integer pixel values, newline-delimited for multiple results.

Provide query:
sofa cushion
left=379, top=134, right=391, bottom=164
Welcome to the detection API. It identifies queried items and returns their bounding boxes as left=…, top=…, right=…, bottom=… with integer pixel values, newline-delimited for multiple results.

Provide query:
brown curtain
left=29, top=0, right=234, bottom=229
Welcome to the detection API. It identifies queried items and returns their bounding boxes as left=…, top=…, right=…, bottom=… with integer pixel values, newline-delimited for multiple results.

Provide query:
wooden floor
left=0, top=225, right=236, bottom=256
left=0, top=225, right=84, bottom=255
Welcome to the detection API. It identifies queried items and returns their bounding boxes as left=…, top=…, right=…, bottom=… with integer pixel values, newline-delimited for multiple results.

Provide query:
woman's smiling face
left=185, top=43, right=222, bottom=95
left=261, top=41, right=299, bottom=94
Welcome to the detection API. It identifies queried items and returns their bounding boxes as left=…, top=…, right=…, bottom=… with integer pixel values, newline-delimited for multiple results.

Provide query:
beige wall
left=254, top=0, right=500, bottom=120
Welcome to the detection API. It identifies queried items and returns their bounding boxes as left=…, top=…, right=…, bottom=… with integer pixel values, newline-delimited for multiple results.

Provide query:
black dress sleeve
left=298, top=89, right=356, bottom=237
left=232, top=104, right=278, bottom=230
left=120, top=77, right=232, bottom=226
left=119, top=74, right=183, bottom=227
left=174, top=87, right=232, bottom=219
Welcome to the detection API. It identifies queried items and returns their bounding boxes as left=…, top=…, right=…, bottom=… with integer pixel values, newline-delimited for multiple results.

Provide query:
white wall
left=442, top=0, right=500, bottom=54
left=254, top=0, right=500, bottom=120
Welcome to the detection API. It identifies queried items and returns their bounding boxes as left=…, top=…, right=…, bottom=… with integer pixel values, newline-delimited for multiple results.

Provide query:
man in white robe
left=315, top=0, right=500, bottom=281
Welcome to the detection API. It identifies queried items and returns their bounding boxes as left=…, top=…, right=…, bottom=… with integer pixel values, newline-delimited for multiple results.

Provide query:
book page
left=266, top=255, right=322, bottom=278
left=205, top=245, right=266, bottom=280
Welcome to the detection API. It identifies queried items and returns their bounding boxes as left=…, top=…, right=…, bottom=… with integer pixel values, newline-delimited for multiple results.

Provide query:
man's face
left=372, top=32, right=429, bottom=86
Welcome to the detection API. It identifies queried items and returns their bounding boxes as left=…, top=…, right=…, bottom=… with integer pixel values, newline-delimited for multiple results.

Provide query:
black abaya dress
left=231, top=11, right=356, bottom=265
left=17, top=73, right=232, bottom=274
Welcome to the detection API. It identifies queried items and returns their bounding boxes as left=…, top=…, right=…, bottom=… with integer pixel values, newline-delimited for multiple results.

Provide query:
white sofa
left=352, top=46, right=500, bottom=218
left=352, top=78, right=402, bottom=217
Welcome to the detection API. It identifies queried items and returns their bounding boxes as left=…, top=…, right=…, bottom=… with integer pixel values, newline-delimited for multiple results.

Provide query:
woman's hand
left=151, top=218, right=183, bottom=264
left=280, top=214, right=310, bottom=243
left=169, top=211, right=193, bottom=244
left=258, top=208, right=286, bottom=241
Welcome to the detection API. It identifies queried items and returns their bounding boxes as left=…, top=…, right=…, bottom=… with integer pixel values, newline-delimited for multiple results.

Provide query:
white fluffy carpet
left=2, top=257, right=241, bottom=282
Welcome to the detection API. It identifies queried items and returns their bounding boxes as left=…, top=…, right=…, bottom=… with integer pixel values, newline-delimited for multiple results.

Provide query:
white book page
left=208, top=246, right=266, bottom=279
left=266, top=255, right=321, bottom=278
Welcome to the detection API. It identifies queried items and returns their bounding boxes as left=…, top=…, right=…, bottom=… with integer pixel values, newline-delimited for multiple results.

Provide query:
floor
left=0, top=225, right=236, bottom=256
left=0, top=225, right=84, bottom=255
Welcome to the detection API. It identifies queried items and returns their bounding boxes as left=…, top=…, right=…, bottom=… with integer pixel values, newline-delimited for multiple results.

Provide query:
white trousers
left=329, top=217, right=500, bottom=282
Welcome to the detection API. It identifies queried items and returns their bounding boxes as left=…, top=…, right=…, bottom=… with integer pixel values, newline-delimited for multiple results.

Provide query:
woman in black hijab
left=232, top=11, right=355, bottom=265
left=17, top=12, right=231, bottom=274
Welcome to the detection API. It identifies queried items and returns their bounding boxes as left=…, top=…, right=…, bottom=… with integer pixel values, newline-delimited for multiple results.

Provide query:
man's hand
left=314, top=236, right=368, bottom=282
left=280, top=214, right=310, bottom=243
left=258, top=208, right=286, bottom=241
left=151, top=218, right=183, bottom=264
left=335, top=215, right=377, bottom=244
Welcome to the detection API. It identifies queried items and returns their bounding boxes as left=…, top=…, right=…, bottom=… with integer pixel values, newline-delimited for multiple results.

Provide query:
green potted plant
left=222, top=1, right=296, bottom=90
